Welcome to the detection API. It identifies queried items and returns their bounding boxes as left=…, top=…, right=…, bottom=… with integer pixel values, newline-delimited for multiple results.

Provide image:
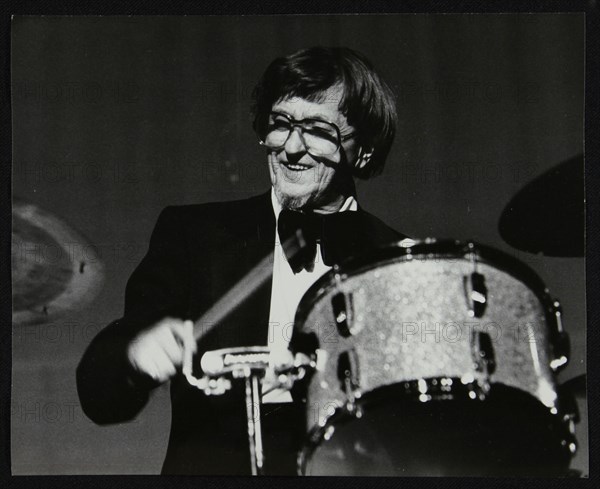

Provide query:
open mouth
left=281, top=161, right=312, bottom=172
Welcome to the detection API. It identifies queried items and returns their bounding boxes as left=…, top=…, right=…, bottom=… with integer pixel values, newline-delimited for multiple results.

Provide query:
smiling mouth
left=281, top=161, right=312, bottom=172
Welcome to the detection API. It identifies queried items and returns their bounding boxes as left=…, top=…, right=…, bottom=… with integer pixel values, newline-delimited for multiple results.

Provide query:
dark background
left=10, top=15, right=585, bottom=474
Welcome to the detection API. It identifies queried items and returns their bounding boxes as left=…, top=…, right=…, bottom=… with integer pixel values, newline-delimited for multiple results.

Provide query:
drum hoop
left=294, top=239, right=556, bottom=329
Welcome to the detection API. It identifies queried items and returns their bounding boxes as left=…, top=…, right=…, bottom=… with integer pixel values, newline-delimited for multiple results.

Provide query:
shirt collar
left=270, top=187, right=358, bottom=221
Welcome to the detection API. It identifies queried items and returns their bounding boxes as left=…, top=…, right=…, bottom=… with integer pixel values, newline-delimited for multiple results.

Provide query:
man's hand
left=127, top=318, right=196, bottom=384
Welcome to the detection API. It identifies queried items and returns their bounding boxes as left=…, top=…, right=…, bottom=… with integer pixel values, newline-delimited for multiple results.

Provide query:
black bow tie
left=277, top=208, right=364, bottom=273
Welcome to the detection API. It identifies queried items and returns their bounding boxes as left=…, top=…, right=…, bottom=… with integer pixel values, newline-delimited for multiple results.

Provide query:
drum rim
left=294, top=239, right=555, bottom=329
left=297, top=381, right=573, bottom=476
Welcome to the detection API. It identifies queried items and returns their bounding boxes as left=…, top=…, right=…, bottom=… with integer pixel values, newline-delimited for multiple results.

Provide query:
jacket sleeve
left=76, top=206, right=191, bottom=424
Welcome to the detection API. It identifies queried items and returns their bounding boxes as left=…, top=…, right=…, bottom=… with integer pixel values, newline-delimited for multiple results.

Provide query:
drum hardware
left=563, top=411, right=578, bottom=453
left=463, top=272, right=488, bottom=318
left=244, top=369, right=265, bottom=475
left=555, top=376, right=586, bottom=475
left=267, top=353, right=316, bottom=394
left=182, top=347, right=271, bottom=474
left=185, top=346, right=314, bottom=395
left=470, top=330, right=496, bottom=375
left=183, top=346, right=271, bottom=395
left=182, top=344, right=315, bottom=475
left=337, top=349, right=362, bottom=412
left=558, top=374, right=584, bottom=457
left=399, top=376, right=488, bottom=402
left=549, top=299, right=570, bottom=372
left=332, top=292, right=353, bottom=337
left=314, top=349, right=329, bottom=372
left=470, top=331, right=495, bottom=399
left=464, top=243, right=488, bottom=318
left=331, top=264, right=358, bottom=337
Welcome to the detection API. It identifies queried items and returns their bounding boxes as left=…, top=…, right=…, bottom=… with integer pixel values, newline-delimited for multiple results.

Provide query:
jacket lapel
left=237, top=191, right=276, bottom=346
left=193, top=191, right=276, bottom=352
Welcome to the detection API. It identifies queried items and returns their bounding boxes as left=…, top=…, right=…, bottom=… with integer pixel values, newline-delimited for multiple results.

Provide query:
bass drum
left=290, top=240, right=577, bottom=476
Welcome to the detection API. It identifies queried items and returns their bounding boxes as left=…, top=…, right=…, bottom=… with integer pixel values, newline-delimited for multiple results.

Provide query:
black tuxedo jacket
left=76, top=191, right=405, bottom=475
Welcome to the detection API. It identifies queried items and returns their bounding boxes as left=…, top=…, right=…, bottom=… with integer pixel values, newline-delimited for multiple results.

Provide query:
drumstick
left=192, top=233, right=305, bottom=341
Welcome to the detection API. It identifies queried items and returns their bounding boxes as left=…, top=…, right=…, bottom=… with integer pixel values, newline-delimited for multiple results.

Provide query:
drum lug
left=470, top=331, right=495, bottom=393
left=331, top=265, right=358, bottom=337
left=332, top=291, right=354, bottom=337
left=463, top=272, right=488, bottom=318
left=315, top=348, right=329, bottom=372
left=344, top=398, right=364, bottom=419
left=550, top=332, right=570, bottom=371
left=550, top=300, right=570, bottom=372
left=337, top=349, right=361, bottom=407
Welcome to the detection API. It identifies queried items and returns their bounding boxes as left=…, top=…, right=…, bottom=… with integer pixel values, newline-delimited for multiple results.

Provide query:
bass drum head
left=300, top=384, right=573, bottom=477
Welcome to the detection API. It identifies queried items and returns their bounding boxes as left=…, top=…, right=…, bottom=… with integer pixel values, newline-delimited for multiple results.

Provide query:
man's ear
left=354, top=146, right=374, bottom=170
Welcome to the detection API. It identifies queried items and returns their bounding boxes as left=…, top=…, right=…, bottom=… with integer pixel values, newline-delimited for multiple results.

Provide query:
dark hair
left=251, top=46, right=397, bottom=179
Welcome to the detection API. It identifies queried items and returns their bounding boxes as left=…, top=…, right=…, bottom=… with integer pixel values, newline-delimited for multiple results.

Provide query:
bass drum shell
left=299, top=384, right=574, bottom=477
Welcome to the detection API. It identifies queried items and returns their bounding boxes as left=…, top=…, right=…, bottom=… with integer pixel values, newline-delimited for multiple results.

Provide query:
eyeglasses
left=257, top=111, right=355, bottom=157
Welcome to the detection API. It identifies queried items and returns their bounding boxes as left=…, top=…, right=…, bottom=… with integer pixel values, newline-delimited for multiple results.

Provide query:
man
left=77, top=46, right=406, bottom=475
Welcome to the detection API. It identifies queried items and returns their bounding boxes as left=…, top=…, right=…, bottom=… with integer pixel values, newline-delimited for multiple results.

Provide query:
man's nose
left=284, top=127, right=307, bottom=155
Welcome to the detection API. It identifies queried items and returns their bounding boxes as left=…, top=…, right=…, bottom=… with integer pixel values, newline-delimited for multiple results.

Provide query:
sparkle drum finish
left=290, top=240, right=576, bottom=476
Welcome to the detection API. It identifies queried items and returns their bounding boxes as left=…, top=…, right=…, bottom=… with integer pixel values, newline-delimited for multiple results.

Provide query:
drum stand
left=183, top=345, right=314, bottom=475
left=183, top=346, right=272, bottom=475
left=243, top=368, right=265, bottom=475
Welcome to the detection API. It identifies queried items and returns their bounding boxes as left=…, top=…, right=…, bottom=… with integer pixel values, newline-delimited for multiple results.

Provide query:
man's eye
left=305, top=125, right=337, bottom=141
left=269, top=119, right=290, bottom=131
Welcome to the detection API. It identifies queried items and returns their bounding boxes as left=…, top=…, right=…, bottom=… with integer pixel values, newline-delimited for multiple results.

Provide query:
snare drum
left=290, top=240, right=576, bottom=476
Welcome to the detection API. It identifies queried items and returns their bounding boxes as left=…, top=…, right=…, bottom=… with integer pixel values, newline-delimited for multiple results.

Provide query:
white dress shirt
left=263, top=188, right=358, bottom=403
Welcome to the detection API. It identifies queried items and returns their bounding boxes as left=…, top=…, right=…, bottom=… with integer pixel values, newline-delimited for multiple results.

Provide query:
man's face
left=267, top=86, right=359, bottom=211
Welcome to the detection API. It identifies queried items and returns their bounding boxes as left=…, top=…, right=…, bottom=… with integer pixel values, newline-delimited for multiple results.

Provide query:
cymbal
left=498, top=154, right=584, bottom=257
left=12, top=200, right=105, bottom=325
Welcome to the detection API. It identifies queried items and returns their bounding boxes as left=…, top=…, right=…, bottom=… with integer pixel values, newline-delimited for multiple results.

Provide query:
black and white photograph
left=10, top=14, right=587, bottom=477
